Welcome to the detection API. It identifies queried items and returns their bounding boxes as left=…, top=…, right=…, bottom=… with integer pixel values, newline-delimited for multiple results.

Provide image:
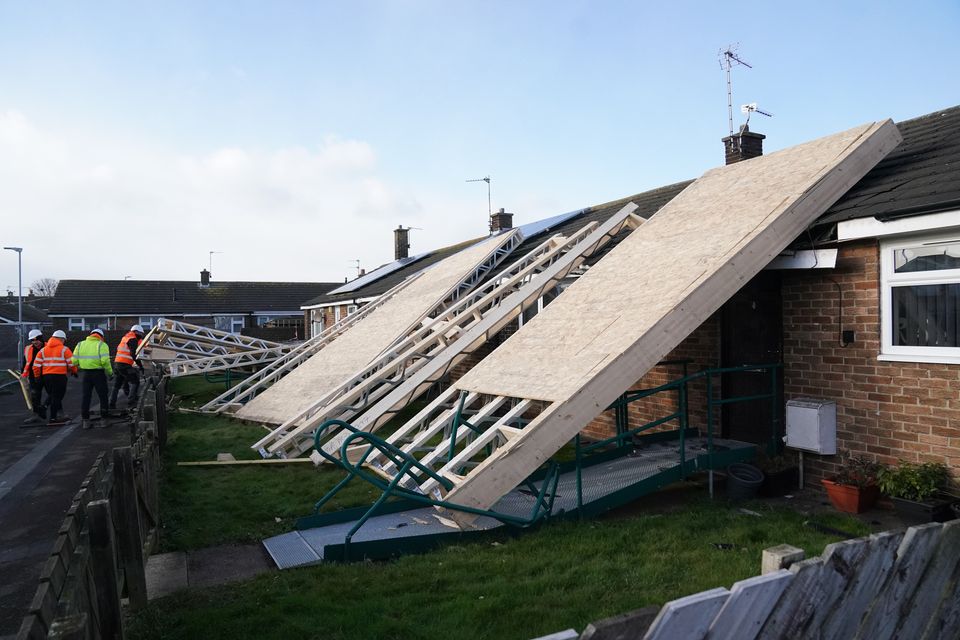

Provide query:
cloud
left=0, top=110, right=435, bottom=284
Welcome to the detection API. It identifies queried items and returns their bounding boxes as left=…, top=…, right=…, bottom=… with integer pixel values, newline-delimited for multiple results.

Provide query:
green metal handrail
left=310, top=419, right=561, bottom=561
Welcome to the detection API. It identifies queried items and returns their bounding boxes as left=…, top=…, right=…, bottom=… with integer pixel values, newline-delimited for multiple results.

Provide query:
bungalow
left=49, top=271, right=338, bottom=340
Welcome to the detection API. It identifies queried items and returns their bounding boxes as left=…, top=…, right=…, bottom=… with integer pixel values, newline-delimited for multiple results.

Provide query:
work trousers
left=42, top=374, right=67, bottom=421
left=28, top=376, right=46, bottom=418
left=80, top=369, right=110, bottom=419
left=110, top=363, right=140, bottom=408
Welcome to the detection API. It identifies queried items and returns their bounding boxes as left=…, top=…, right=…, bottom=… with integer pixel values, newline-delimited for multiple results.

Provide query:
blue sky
left=1, top=1, right=958, bottom=289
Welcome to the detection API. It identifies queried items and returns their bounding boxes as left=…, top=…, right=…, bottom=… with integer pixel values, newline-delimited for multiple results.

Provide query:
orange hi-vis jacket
left=32, top=337, right=77, bottom=376
left=22, top=343, right=42, bottom=378
left=115, top=331, right=138, bottom=366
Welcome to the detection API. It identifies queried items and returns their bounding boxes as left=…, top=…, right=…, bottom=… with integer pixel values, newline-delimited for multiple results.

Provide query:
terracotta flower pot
left=822, top=478, right=880, bottom=514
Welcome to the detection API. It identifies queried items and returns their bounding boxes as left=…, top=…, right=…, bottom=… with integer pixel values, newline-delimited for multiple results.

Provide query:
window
left=68, top=317, right=84, bottom=331
left=334, top=307, right=341, bottom=323
left=881, top=233, right=960, bottom=363
left=255, top=315, right=303, bottom=329
left=69, top=317, right=109, bottom=331
left=214, top=315, right=245, bottom=334
left=346, top=305, right=358, bottom=315
left=310, top=309, right=325, bottom=337
left=138, top=316, right=162, bottom=329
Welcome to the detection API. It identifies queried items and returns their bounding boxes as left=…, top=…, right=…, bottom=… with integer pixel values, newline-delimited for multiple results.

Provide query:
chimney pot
left=200, top=269, right=211, bottom=287
left=490, top=208, right=514, bottom=233
left=394, top=225, right=410, bottom=260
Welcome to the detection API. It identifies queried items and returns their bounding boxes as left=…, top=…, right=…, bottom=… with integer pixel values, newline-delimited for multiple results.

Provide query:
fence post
left=88, top=499, right=125, bottom=640
left=112, top=447, right=147, bottom=610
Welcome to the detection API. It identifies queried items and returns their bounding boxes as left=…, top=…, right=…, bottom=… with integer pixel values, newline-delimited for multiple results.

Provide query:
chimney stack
left=490, top=208, right=513, bottom=233
left=394, top=225, right=410, bottom=260
left=722, top=124, right=765, bottom=165
left=200, top=269, right=211, bottom=287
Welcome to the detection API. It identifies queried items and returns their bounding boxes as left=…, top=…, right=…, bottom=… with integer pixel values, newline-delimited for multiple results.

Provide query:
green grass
left=132, top=493, right=870, bottom=640
left=147, top=381, right=874, bottom=638
left=159, top=411, right=382, bottom=552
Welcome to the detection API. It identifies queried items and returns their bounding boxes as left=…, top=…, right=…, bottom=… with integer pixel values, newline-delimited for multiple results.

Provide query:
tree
left=31, top=278, right=58, bottom=297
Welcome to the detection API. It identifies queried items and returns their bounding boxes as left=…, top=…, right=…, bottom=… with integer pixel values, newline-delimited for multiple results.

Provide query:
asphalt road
left=0, top=358, right=131, bottom=638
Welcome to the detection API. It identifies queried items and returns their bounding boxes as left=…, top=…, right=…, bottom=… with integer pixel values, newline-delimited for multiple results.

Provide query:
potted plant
left=756, top=452, right=800, bottom=497
left=877, top=460, right=956, bottom=524
left=821, top=453, right=884, bottom=514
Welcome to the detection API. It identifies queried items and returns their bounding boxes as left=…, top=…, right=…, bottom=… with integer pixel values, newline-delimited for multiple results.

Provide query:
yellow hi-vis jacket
left=72, top=335, right=114, bottom=375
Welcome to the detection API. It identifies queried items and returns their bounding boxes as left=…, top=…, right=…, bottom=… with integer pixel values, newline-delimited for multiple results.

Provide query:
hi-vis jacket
left=22, top=343, right=42, bottom=379
left=72, top=335, right=114, bottom=375
left=32, top=337, right=77, bottom=376
left=115, top=331, right=139, bottom=366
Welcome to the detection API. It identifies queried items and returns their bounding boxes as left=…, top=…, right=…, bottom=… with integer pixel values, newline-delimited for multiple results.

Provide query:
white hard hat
left=90, top=328, right=105, bottom=337
left=28, top=329, right=42, bottom=340
left=131, top=324, right=144, bottom=333
left=52, top=329, right=66, bottom=339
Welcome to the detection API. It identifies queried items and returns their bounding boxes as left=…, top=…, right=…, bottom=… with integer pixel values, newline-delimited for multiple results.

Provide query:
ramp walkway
left=263, top=433, right=755, bottom=567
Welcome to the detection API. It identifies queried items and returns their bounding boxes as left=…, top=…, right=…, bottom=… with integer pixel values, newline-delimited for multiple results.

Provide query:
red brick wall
left=782, top=240, right=960, bottom=485
left=582, top=314, right=721, bottom=440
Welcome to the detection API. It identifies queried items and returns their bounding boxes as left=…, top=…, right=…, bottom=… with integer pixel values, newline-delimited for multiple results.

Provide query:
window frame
left=880, top=231, right=960, bottom=364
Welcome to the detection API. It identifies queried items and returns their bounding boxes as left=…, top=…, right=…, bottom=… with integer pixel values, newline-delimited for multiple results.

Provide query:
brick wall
left=581, top=314, right=721, bottom=440
left=782, top=240, right=960, bottom=485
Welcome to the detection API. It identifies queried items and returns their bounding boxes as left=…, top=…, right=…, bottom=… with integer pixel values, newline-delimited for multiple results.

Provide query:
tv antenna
left=349, top=259, right=361, bottom=278
left=466, top=176, right=492, bottom=217
left=741, top=102, right=773, bottom=128
left=719, top=46, right=752, bottom=136
left=208, top=250, right=223, bottom=274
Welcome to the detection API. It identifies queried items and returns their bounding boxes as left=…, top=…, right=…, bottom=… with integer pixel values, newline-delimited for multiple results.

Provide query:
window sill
left=878, top=353, right=960, bottom=365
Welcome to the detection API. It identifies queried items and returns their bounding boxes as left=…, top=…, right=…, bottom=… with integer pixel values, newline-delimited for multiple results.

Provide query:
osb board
left=446, top=120, right=902, bottom=517
left=236, top=232, right=518, bottom=425
left=456, top=121, right=901, bottom=402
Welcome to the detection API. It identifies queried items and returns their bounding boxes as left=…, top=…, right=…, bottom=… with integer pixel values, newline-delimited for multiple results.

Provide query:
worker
left=32, top=329, right=76, bottom=426
left=111, top=324, right=144, bottom=411
left=72, top=327, right=114, bottom=429
left=20, top=329, right=48, bottom=424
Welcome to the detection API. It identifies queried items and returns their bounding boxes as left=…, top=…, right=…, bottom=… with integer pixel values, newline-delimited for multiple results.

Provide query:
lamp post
left=3, top=246, right=23, bottom=368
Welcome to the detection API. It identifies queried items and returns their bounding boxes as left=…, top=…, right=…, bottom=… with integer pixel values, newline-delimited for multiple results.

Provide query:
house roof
left=0, top=301, right=50, bottom=323
left=49, top=280, right=339, bottom=316
left=817, top=105, right=960, bottom=226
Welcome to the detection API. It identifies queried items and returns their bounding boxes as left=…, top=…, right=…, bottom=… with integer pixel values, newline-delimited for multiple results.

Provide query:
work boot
left=23, top=415, right=41, bottom=425
left=81, top=419, right=92, bottom=430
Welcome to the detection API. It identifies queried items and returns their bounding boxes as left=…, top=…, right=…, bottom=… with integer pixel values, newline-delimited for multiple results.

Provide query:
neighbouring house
left=0, top=298, right=52, bottom=359
left=48, top=271, right=339, bottom=340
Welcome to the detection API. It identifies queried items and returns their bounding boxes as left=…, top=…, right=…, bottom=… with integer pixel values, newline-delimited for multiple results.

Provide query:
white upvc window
left=346, top=304, right=358, bottom=315
left=880, top=232, right=960, bottom=364
left=334, top=306, right=341, bottom=323
left=68, top=317, right=84, bottom=331
left=138, top=316, right=162, bottom=329
left=214, top=315, right=245, bottom=334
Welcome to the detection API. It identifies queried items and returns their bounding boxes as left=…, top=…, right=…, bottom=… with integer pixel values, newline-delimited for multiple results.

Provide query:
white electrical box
left=785, top=398, right=837, bottom=455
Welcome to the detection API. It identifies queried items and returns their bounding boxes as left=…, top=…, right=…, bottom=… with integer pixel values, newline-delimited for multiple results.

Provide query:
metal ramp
left=255, top=204, right=643, bottom=459
left=315, top=121, right=900, bottom=527
left=233, top=231, right=525, bottom=426
left=262, top=433, right=755, bottom=568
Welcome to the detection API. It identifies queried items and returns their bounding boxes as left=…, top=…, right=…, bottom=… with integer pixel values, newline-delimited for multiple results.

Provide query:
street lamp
left=3, top=246, right=23, bottom=368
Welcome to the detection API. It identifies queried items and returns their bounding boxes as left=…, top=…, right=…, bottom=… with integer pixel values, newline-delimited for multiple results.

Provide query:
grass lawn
left=139, top=376, right=875, bottom=638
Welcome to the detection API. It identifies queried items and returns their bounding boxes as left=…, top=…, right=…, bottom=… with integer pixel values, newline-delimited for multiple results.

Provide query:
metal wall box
left=785, top=398, right=837, bottom=455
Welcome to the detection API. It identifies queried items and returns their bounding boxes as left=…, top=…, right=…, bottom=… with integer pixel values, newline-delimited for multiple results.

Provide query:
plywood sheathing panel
left=235, top=233, right=518, bottom=425
left=447, top=120, right=902, bottom=516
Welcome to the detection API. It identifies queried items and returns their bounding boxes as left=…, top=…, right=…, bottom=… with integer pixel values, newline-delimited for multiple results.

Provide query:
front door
left=720, top=271, right=783, bottom=447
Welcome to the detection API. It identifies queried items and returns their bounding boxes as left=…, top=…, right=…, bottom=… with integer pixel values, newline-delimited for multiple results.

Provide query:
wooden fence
left=538, top=518, right=960, bottom=640
left=16, top=377, right=168, bottom=640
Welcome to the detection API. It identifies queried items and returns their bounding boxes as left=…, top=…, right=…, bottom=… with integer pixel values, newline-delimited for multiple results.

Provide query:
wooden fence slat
left=820, top=530, right=904, bottom=639
left=26, top=580, right=57, bottom=632
left=48, top=613, right=91, bottom=640
left=920, top=520, right=960, bottom=640
left=707, top=570, right=792, bottom=640
left=88, top=499, right=125, bottom=640
left=854, top=523, right=943, bottom=640
left=643, top=588, right=729, bottom=640
left=754, top=555, right=827, bottom=639
left=895, top=520, right=960, bottom=638
left=15, top=613, right=46, bottom=640
left=113, top=447, right=147, bottom=610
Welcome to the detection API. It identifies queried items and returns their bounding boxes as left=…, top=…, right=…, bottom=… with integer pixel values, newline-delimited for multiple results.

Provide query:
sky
left=1, top=1, right=958, bottom=292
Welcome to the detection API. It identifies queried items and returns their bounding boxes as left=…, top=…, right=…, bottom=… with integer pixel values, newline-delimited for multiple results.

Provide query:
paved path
left=0, top=359, right=132, bottom=637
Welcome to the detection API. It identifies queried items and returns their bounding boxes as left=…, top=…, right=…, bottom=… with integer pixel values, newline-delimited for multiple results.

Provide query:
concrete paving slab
left=187, top=544, right=274, bottom=589
left=146, top=552, right=189, bottom=600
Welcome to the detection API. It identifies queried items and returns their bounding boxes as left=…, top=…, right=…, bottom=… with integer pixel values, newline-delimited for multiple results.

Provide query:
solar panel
left=327, top=252, right=432, bottom=295
left=516, top=208, right=586, bottom=239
